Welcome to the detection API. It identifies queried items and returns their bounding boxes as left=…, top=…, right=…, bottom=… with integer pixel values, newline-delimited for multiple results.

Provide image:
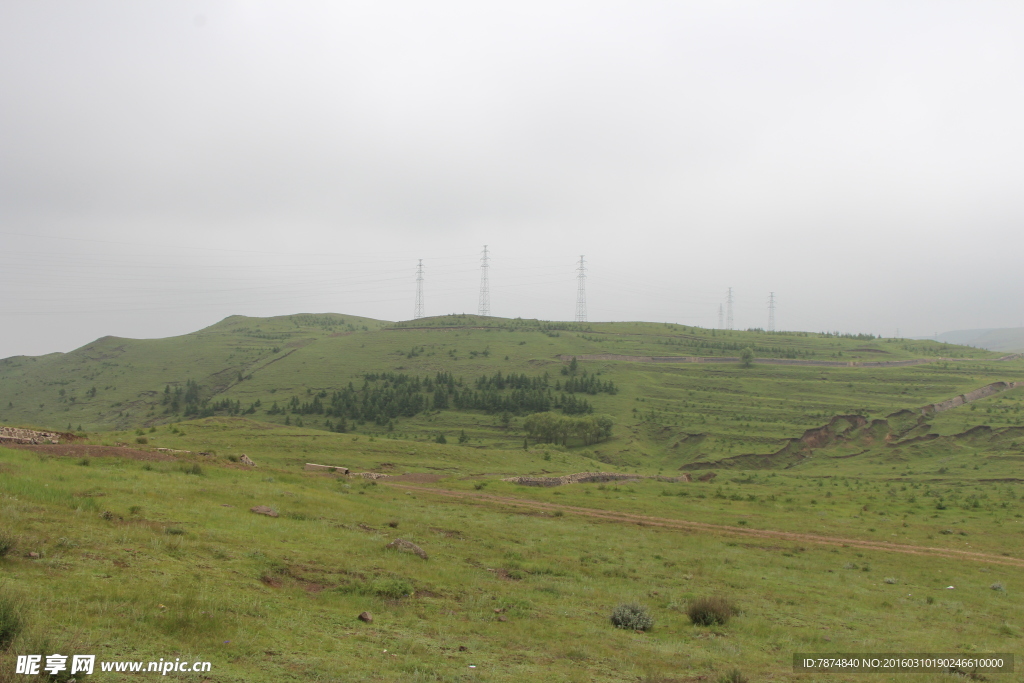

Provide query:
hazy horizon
left=3, top=1, right=1023, bottom=359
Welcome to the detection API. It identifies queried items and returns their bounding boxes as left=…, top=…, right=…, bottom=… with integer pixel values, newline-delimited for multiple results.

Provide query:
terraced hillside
left=1, top=313, right=1021, bottom=471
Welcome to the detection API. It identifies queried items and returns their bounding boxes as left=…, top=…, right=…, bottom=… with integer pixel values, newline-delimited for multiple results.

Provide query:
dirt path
left=388, top=483, right=1024, bottom=568
left=8, top=444, right=176, bottom=461
left=556, top=353, right=1024, bottom=367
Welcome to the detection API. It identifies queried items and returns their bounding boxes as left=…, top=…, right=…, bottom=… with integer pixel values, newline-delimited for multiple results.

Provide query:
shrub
left=687, top=596, right=734, bottom=626
left=371, top=577, right=413, bottom=599
left=991, top=582, right=1005, bottom=592
left=183, top=463, right=203, bottom=476
left=0, top=593, right=26, bottom=648
left=717, top=669, right=749, bottom=683
left=884, top=577, right=898, bottom=584
left=136, top=436, right=148, bottom=445
left=165, top=528, right=186, bottom=536
left=78, top=458, right=90, bottom=466
left=128, top=505, right=143, bottom=516
left=610, top=603, right=654, bottom=631
left=0, top=531, right=15, bottom=558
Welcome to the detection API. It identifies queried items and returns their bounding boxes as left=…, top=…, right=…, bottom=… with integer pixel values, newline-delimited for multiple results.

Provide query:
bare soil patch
left=386, top=473, right=446, bottom=483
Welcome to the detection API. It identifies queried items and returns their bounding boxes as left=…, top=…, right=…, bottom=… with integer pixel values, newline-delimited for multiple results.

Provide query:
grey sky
left=2, top=1, right=1023, bottom=358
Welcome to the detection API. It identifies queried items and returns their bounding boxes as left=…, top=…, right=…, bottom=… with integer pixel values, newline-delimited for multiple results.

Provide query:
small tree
left=435, top=433, right=447, bottom=444
left=740, top=348, right=754, bottom=368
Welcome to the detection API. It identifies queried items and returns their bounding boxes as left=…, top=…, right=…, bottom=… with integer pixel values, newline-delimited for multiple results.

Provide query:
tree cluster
left=523, top=412, right=614, bottom=446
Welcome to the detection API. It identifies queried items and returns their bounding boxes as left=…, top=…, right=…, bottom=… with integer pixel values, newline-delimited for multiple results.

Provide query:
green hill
left=4, top=314, right=1024, bottom=681
left=935, top=327, right=1024, bottom=353
left=2, top=313, right=1022, bottom=471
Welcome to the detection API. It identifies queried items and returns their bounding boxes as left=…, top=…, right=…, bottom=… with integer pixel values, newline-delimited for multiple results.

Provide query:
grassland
left=0, top=313, right=1021, bottom=466
left=2, top=315, right=1023, bottom=681
left=2, top=409, right=1024, bottom=682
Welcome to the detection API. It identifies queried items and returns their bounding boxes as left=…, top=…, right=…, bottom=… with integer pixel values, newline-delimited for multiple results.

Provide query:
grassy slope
left=1, top=313, right=1021, bottom=471
left=2, top=419, right=1023, bottom=682
left=2, top=310, right=1024, bottom=680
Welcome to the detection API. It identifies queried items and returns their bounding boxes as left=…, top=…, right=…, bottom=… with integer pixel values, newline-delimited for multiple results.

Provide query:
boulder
left=250, top=506, right=278, bottom=517
left=386, top=538, right=428, bottom=560
left=358, top=611, right=373, bottom=623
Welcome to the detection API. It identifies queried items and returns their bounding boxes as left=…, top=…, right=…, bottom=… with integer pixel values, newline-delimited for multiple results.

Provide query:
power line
left=414, top=259, right=424, bottom=319
left=718, top=304, right=723, bottom=329
left=768, top=291, right=776, bottom=332
left=478, top=245, right=490, bottom=317
left=575, top=255, right=587, bottom=322
left=726, top=287, right=734, bottom=330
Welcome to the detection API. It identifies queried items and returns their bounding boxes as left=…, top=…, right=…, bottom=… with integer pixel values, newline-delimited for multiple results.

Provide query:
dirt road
left=388, top=483, right=1024, bottom=568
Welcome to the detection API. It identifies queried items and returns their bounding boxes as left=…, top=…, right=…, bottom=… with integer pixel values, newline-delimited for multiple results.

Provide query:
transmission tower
left=767, top=292, right=776, bottom=332
left=726, top=287, right=734, bottom=330
left=414, top=259, right=424, bottom=319
left=477, top=245, right=490, bottom=317
left=718, top=304, right=724, bottom=329
left=575, top=255, right=587, bottom=323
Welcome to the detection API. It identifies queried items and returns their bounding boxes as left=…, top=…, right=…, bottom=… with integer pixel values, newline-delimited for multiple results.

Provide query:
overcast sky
left=2, top=1, right=1023, bottom=358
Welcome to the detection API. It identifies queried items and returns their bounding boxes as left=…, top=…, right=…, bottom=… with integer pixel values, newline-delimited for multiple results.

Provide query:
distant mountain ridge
left=933, top=328, right=1024, bottom=353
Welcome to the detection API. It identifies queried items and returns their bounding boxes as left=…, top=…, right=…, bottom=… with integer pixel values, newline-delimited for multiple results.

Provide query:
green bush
left=371, top=577, right=413, bottom=599
left=610, top=602, right=654, bottom=631
left=0, top=531, right=15, bottom=558
left=717, top=669, right=749, bottom=683
left=182, top=463, right=203, bottom=476
left=687, top=596, right=734, bottom=626
left=0, top=593, right=26, bottom=649
left=136, top=436, right=148, bottom=444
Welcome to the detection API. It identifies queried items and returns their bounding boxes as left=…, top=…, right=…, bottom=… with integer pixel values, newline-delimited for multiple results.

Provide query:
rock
left=250, top=506, right=278, bottom=517
left=697, top=471, right=717, bottom=482
left=386, top=538, right=428, bottom=560
left=358, top=611, right=373, bottom=623
left=458, top=645, right=467, bottom=652
left=239, top=454, right=256, bottom=466
left=27, top=552, right=40, bottom=559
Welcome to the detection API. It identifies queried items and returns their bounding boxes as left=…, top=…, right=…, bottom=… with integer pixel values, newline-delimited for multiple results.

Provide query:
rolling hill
left=2, top=312, right=1022, bottom=470
left=934, top=327, right=1024, bottom=353
left=4, top=314, right=1024, bottom=681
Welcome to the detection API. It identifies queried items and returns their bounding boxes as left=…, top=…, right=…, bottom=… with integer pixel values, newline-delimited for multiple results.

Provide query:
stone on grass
left=386, top=538, right=428, bottom=560
left=250, top=506, right=278, bottom=517
left=358, top=611, right=373, bottom=623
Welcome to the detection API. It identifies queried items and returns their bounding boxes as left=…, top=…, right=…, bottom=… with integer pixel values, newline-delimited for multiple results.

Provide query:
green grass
left=2, top=418, right=1023, bottom=681
left=2, top=314, right=1024, bottom=680
left=1, top=313, right=1021, bottom=477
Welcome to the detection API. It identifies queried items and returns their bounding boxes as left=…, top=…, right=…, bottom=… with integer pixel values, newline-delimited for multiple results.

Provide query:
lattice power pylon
left=414, top=259, right=424, bottom=319
left=575, top=255, right=587, bottom=323
left=477, top=246, right=490, bottom=317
